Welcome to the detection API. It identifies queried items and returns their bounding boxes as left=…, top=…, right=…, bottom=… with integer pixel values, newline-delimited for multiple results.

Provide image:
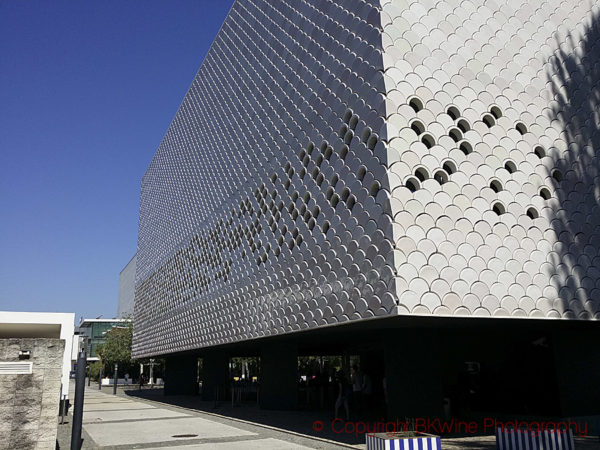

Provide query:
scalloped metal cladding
left=132, top=0, right=600, bottom=358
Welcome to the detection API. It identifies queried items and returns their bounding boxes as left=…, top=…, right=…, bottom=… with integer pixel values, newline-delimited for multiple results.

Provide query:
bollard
left=70, top=351, right=86, bottom=450
left=61, top=394, right=66, bottom=425
left=98, top=366, right=102, bottom=390
left=113, top=363, right=118, bottom=395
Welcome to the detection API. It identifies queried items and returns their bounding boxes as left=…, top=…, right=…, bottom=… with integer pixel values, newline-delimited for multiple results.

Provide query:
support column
left=384, top=329, right=443, bottom=420
left=260, top=342, right=297, bottom=410
left=553, top=327, right=600, bottom=417
left=164, top=354, right=197, bottom=395
left=201, top=351, right=229, bottom=401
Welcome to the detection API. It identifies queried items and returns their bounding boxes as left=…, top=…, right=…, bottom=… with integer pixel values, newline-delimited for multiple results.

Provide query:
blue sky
left=0, top=0, right=234, bottom=321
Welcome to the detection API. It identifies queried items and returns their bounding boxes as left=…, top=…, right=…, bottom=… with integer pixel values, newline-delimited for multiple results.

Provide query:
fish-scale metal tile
left=132, top=0, right=600, bottom=358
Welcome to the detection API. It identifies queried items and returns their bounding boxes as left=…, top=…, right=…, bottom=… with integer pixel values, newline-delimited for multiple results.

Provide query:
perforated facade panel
left=133, top=0, right=600, bottom=358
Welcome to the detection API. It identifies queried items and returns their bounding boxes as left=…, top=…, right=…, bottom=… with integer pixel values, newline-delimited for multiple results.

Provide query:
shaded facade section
left=118, top=253, right=137, bottom=319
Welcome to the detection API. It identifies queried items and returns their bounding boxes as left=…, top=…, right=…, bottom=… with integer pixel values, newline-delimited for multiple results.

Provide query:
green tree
left=89, top=361, right=104, bottom=381
left=98, top=322, right=133, bottom=376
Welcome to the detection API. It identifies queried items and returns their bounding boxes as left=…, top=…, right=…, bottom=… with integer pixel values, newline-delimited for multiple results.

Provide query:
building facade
left=133, top=0, right=600, bottom=419
left=117, top=254, right=137, bottom=319
left=78, top=318, right=130, bottom=362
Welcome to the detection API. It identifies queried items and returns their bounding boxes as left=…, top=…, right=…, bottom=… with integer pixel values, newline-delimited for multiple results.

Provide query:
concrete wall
left=0, top=311, right=74, bottom=399
left=118, top=254, right=136, bottom=319
left=0, top=338, right=65, bottom=450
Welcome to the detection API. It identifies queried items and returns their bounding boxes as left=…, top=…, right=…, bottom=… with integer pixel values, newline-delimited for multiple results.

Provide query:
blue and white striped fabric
left=366, top=433, right=441, bottom=450
left=496, top=427, right=575, bottom=450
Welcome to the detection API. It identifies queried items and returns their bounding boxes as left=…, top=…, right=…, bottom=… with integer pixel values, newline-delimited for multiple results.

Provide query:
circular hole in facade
left=330, top=194, right=340, bottom=208
left=447, top=106, right=460, bottom=120
left=367, top=134, right=378, bottom=150
left=409, top=96, right=424, bottom=112
left=449, top=128, right=463, bottom=142
left=405, top=177, right=420, bottom=193
left=349, top=115, right=358, bottom=130
left=482, top=114, right=495, bottom=128
left=552, top=169, right=563, bottom=182
left=370, top=182, right=381, bottom=196
left=457, top=119, right=470, bottom=133
left=341, top=188, right=350, bottom=202
left=344, top=131, right=353, bottom=145
left=490, top=106, right=503, bottom=119
left=459, top=142, right=473, bottom=155
left=492, top=202, right=506, bottom=215
left=539, top=187, right=551, bottom=200
left=443, top=161, right=456, bottom=175
left=421, top=134, right=435, bottom=149
left=316, top=173, right=324, bottom=186
left=324, top=147, right=333, bottom=160
left=339, top=145, right=349, bottom=159
left=534, top=146, right=546, bottom=158
left=411, top=120, right=425, bottom=136
left=346, top=196, right=356, bottom=210
left=357, top=166, right=367, bottom=181
left=308, top=218, right=316, bottom=230
left=504, top=161, right=517, bottom=174
left=343, top=110, right=353, bottom=123
left=415, top=167, right=429, bottom=182
left=490, top=180, right=503, bottom=193
left=526, top=207, right=539, bottom=219
left=339, top=124, right=348, bottom=138
left=322, top=221, right=330, bottom=234
left=516, top=122, right=527, bottom=135
left=361, top=128, right=371, bottom=143
left=433, top=170, right=448, bottom=184
left=331, top=174, right=339, bottom=186
left=307, top=142, right=315, bottom=155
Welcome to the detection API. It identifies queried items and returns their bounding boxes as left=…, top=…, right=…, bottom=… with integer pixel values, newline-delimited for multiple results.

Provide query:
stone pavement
left=56, top=382, right=349, bottom=449
left=56, top=382, right=600, bottom=449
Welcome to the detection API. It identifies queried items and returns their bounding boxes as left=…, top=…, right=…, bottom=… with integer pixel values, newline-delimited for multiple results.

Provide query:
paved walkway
left=56, top=382, right=600, bottom=449
left=58, top=383, right=349, bottom=449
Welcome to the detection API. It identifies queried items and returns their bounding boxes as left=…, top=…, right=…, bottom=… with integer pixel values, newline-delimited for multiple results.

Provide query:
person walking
left=334, top=370, right=350, bottom=420
left=351, top=365, right=363, bottom=416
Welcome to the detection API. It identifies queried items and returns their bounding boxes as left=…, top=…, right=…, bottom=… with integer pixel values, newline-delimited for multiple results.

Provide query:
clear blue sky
left=0, top=0, right=234, bottom=322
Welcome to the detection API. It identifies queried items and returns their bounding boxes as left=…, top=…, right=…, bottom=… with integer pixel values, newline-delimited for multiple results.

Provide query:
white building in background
left=0, top=311, right=75, bottom=398
left=77, top=317, right=131, bottom=362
